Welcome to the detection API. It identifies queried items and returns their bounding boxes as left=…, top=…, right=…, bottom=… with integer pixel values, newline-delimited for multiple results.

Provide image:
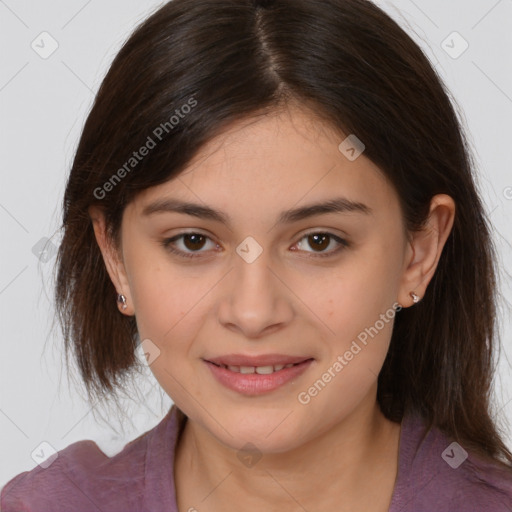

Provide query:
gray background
left=1, top=0, right=511, bottom=488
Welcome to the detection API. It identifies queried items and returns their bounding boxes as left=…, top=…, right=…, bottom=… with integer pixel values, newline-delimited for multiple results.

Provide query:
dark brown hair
left=54, top=0, right=512, bottom=470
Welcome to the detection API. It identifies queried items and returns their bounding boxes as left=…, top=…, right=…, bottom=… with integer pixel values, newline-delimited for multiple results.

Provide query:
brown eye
left=161, top=232, right=217, bottom=259
left=294, top=231, right=348, bottom=258
left=307, top=233, right=330, bottom=252
left=182, top=234, right=207, bottom=251
left=161, top=230, right=348, bottom=260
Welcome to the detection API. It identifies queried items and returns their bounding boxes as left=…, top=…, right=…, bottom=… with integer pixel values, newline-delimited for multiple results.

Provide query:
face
left=106, top=105, right=415, bottom=453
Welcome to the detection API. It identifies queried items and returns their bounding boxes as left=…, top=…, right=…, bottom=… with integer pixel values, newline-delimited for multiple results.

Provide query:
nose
left=216, top=250, right=294, bottom=339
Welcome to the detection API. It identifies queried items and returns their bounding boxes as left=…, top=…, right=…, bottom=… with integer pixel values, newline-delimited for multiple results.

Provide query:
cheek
left=302, top=318, right=394, bottom=419
left=124, top=240, right=193, bottom=335
left=323, top=249, right=398, bottom=327
left=132, top=272, right=197, bottom=344
left=129, top=267, right=172, bottom=337
left=127, top=255, right=217, bottom=372
left=313, top=245, right=399, bottom=385
left=129, top=262, right=206, bottom=403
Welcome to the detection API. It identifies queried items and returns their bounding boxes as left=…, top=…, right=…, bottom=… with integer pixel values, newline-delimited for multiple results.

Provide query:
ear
left=398, top=194, right=456, bottom=308
left=88, top=205, right=135, bottom=316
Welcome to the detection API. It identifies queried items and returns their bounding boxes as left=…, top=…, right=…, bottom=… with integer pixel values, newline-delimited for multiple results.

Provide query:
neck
left=174, top=389, right=401, bottom=512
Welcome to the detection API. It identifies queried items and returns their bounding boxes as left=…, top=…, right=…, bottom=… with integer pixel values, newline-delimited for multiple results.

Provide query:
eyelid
left=161, top=228, right=349, bottom=260
left=161, top=231, right=219, bottom=259
left=292, top=229, right=349, bottom=258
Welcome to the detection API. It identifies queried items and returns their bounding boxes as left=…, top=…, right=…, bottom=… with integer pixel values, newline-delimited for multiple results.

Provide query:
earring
left=410, top=291, right=420, bottom=304
left=117, top=293, right=128, bottom=310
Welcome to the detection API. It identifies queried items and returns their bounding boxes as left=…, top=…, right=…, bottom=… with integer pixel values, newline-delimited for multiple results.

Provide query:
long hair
left=54, top=0, right=512, bottom=469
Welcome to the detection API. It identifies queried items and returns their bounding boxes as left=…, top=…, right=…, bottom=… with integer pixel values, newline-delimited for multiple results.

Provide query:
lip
left=205, top=354, right=312, bottom=367
left=204, top=357, right=314, bottom=396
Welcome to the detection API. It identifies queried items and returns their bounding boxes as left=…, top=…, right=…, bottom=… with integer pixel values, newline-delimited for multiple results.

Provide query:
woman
left=2, top=0, right=512, bottom=510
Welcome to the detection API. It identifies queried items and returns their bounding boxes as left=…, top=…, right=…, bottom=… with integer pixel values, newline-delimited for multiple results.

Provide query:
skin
left=89, top=103, right=455, bottom=511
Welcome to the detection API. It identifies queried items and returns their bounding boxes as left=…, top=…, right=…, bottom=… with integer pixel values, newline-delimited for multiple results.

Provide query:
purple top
left=2, top=405, right=512, bottom=511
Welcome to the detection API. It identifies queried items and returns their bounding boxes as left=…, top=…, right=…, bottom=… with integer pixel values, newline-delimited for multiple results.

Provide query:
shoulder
left=1, top=437, right=147, bottom=512
left=0, top=407, right=180, bottom=512
left=391, top=413, right=512, bottom=511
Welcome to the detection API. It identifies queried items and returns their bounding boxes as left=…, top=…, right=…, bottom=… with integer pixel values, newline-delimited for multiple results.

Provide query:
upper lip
left=205, top=354, right=313, bottom=367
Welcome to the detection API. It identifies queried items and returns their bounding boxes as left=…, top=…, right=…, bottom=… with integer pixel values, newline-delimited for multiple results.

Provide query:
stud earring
left=410, top=291, right=420, bottom=304
left=117, top=293, right=128, bottom=310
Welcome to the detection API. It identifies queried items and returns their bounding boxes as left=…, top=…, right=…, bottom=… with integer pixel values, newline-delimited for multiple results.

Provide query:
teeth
left=219, top=362, right=302, bottom=374
left=255, top=365, right=274, bottom=375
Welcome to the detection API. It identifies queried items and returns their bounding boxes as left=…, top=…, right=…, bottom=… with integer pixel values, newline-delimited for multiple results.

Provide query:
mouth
left=207, top=360, right=309, bottom=375
left=204, top=353, right=313, bottom=367
left=203, top=355, right=315, bottom=395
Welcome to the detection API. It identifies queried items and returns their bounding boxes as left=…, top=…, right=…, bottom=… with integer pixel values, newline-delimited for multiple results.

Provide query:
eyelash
left=160, top=231, right=349, bottom=260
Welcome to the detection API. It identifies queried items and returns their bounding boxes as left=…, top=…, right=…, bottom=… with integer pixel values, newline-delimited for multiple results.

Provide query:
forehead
left=129, top=105, right=400, bottom=225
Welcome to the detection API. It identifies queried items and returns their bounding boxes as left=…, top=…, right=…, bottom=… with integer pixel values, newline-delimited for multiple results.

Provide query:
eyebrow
left=141, top=196, right=372, bottom=226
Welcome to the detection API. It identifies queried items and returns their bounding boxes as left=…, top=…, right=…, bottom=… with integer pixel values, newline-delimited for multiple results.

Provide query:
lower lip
left=204, top=359, right=314, bottom=396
